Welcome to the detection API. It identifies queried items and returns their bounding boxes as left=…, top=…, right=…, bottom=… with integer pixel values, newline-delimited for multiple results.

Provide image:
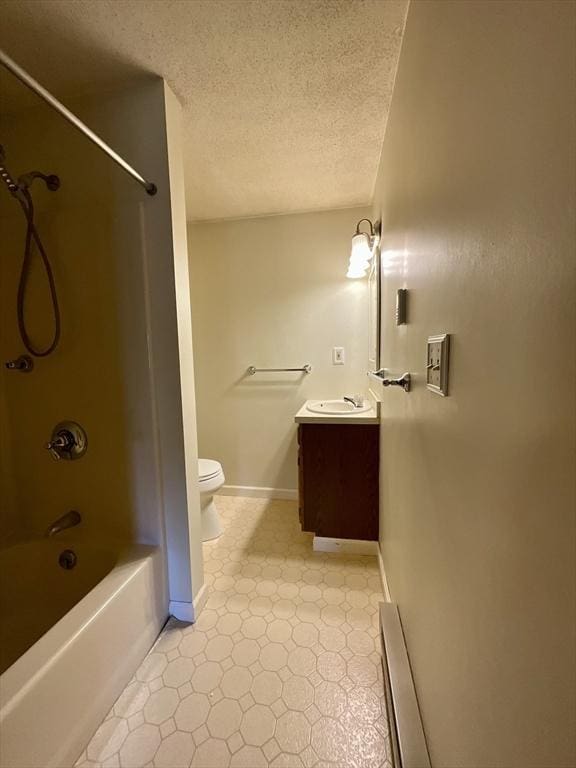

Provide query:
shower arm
left=0, top=48, right=158, bottom=196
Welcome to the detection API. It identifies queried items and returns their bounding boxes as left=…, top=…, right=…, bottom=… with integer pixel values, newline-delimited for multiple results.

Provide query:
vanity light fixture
left=346, top=218, right=381, bottom=278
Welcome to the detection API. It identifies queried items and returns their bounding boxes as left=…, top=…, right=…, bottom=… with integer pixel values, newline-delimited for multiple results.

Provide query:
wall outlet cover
left=332, top=347, right=345, bottom=365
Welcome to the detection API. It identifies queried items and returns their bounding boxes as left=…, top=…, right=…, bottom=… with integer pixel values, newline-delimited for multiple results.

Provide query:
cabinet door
left=300, top=424, right=379, bottom=540
left=297, top=426, right=304, bottom=527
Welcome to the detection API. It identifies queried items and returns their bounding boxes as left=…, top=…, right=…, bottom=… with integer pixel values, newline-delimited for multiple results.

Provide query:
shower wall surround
left=0, top=77, right=203, bottom=624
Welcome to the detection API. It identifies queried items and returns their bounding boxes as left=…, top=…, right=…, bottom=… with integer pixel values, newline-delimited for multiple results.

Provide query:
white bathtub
left=0, top=540, right=167, bottom=768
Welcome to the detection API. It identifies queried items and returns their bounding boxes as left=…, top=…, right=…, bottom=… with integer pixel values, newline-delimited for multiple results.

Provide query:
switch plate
left=333, top=347, right=345, bottom=365
left=426, top=334, right=450, bottom=396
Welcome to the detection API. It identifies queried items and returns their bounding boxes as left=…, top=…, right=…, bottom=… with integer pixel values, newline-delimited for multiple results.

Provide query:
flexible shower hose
left=16, top=187, right=60, bottom=356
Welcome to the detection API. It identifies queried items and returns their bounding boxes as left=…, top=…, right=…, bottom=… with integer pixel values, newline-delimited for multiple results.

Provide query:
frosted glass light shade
left=350, top=232, right=372, bottom=265
left=345, top=218, right=379, bottom=278
left=346, top=263, right=368, bottom=279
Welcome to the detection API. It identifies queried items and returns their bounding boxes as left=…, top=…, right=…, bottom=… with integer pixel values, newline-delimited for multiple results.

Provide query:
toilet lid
left=198, top=458, right=222, bottom=481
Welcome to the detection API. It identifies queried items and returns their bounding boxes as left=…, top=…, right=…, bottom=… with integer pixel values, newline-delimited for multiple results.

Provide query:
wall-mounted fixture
left=426, top=334, right=450, bottom=395
left=45, top=421, right=88, bottom=461
left=396, top=288, right=408, bottom=325
left=346, top=218, right=381, bottom=279
left=5, top=355, right=34, bottom=372
left=247, top=364, right=312, bottom=375
left=368, top=369, right=412, bottom=393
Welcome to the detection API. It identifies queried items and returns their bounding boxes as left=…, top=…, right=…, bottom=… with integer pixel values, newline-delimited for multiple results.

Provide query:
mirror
left=368, top=244, right=381, bottom=370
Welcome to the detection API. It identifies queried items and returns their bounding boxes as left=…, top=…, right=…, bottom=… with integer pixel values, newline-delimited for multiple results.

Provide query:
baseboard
left=219, top=485, right=298, bottom=501
left=170, top=583, right=208, bottom=623
left=377, top=545, right=392, bottom=602
left=169, top=600, right=193, bottom=622
left=313, top=536, right=379, bottom=556
left=193, top=582, right=209, bottom=618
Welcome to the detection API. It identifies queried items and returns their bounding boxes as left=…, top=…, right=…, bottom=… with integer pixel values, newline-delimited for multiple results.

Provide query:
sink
left=306, top=399, right=371, bottom=415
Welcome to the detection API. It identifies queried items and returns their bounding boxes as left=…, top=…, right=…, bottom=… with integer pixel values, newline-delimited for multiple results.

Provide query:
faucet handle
left=45, top=438, right=64, bottom=461
left=45, top=423, right=88, bottom=461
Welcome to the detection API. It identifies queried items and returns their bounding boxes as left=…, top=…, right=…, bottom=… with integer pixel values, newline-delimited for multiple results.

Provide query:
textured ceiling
left=0, top=0, right=408, bottom=220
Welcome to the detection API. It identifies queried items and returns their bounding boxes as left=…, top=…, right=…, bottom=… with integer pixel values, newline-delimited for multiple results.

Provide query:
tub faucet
left=343, top=395, right=365, bottom=408
left=45, top=510, right=81, bottom=538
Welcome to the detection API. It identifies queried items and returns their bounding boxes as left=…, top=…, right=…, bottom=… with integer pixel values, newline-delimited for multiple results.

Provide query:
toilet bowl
left=198, top=458, right=225, bottom=541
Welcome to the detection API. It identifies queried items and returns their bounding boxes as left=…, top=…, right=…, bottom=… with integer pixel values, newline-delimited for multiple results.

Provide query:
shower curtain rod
left=0, top=48, right=157, bottom=196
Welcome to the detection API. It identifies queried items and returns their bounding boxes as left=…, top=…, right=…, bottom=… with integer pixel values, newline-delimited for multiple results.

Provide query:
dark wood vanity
left=297, top=423, right=379, bottom=541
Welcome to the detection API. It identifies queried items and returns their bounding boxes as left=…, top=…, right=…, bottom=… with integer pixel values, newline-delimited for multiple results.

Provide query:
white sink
left=306, top=399, right=371, bottom=415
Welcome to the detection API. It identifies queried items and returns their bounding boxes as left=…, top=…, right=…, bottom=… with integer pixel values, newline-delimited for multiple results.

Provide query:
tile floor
left=76, top=496, right=390, bottom=768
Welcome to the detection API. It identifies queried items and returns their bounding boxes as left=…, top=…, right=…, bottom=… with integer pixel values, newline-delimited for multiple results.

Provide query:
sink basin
left=306, top=399, right=371, bottom=415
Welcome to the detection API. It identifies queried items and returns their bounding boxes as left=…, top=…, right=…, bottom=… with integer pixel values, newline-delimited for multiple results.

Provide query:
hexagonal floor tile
left=205, top=634, right=234, bottom=662
left=174, top=692, right=210, bottom=732
left=281, top=676, right=314, bottom=712
left=317, top=651, right=346, bottom=682
left=190, top=737, right=230, bottom=767
left=163, top=657, right=195, bottom=688
left=240, top=704, right=276, bottom=746
left=191, top=661, right=223, bottom=693
left=221, top=665, right=252, bottom=699
left=231, top=638, right=260, bottom=668
left=118, top=723, right=160, bottom=767
left=207, top=698, right=242, bottom=739
left=275, top=710, right=311, bottom=754
left=179, top=631, right=207, bottom=658
left=251, top=670, right=282, bottom=705
left=260, top=642, right=288, bottom=672
left=287, top=647, right=316, bottom=677
left=154, top=731, right=195, bottom=767
left=143, top=687, right=178, bottom=724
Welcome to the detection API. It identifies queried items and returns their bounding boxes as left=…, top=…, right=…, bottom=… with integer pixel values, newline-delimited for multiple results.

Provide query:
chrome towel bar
left=247, top=365, right=312, bottom=375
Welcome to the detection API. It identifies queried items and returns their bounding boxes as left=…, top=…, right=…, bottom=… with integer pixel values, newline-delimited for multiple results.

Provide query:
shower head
left=18, top=171, right=60, bottom=192
left=0, top=145, right=60, bottom=197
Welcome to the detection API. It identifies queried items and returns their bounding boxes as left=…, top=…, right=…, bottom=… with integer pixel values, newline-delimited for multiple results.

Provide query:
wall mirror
left=368, top=244, right=381, bottom=370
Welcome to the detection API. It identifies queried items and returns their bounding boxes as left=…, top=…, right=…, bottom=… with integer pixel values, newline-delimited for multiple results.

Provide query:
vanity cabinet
left=297, top=423, right=379, bottom=541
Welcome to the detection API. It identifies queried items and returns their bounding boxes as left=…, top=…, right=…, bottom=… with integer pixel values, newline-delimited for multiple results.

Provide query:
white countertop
left=294, top=400, right=379, bottom=425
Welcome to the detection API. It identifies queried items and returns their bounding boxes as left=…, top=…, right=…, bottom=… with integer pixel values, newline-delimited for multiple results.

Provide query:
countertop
left=294, top=399, right=380, bottom=425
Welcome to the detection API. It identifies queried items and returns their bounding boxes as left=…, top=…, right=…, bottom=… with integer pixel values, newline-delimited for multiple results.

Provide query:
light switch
left=426, top=334, right=450, bottom=396
left=332, top=347, right=345, bottom=365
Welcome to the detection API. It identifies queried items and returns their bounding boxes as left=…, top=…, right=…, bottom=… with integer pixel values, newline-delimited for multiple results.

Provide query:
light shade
left=350, top=233, right=372, bottom=266
left=346, top=219, right=379, bottom=279
left=346, top=264, right=368, bottom=279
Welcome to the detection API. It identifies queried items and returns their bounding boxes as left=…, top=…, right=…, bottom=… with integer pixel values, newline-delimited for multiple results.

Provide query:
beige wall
left=372, top=1, right=576, bottom=766
left=188, top=207, right=370, bottom=492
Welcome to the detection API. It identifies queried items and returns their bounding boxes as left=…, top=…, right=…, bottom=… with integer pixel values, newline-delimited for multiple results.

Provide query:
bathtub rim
left=0, top=543, right=162, bottom=715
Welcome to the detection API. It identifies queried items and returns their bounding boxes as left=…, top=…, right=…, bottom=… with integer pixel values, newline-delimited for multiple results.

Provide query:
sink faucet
left=343, top=395, right=365, bottom=408
left=45, top=510, right=81, bottom=538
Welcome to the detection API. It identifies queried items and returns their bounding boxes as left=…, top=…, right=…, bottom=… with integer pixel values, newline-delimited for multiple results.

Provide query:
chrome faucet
left=343, top=395, right=365, bottom=408
left=45, top=510, right=81, bottom=538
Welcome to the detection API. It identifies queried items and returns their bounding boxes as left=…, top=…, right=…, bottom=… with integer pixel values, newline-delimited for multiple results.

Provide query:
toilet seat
left=198, top=459, right=223, bottom=482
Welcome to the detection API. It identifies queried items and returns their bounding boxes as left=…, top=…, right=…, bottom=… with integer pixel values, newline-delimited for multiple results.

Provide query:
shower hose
left=15, top=186, right=61, bottom=357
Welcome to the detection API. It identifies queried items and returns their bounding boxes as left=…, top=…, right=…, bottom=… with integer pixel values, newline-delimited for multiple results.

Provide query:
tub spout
left=45, top=510, right=81, bottom=538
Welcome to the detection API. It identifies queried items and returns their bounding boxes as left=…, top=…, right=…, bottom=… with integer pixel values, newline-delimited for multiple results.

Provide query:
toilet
left=198, top=458, right=225, bottom=541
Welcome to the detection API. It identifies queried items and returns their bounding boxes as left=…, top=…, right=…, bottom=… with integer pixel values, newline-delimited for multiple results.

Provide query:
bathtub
left=0, top=539, right=167, bottom=768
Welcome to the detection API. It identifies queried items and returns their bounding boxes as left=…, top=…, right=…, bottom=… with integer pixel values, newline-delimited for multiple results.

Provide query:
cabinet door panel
left=299, top=424, right=379, bottom=541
